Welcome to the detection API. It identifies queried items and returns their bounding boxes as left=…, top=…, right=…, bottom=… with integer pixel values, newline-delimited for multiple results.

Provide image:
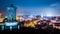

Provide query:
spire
left=10, top=3, right=14, bottom=7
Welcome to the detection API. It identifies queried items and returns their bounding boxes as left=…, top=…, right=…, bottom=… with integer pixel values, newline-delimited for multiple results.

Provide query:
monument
left=7, top=4, right=16, bottom=22
left=2, top=4, right=20, bottom=31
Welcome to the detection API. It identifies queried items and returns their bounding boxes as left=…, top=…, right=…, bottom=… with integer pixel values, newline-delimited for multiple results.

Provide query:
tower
left=7, top=4, right=17, bottom=21
left=1, top=4, right=20, bottom=31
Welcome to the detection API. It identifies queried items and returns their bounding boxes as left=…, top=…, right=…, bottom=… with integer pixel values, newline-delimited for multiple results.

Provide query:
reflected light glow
left=46, top=14, right=53, bottom=17
left=41, top=7, right=55, bottom=16
left=5, top=22, right=18, bottom=26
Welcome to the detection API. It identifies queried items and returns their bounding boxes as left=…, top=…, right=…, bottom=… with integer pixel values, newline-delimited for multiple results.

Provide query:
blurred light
left=46, top=14, right=53, bottom=17
left=18, top=25, right=20, bottom=29
left=0, top=18, right=4, bottom=22
left=10, top=26, right=12, bottom=31
left=24, top=20, right=40, bottom=28
left=5, top=22, right=18, bottom=26
left=1, top=26, right=4, bottom=31
left=51, top=20, right=56, bottom=23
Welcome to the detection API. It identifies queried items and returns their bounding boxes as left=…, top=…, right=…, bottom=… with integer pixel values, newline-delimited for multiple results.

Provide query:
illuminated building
left=7, top=4, right=16, bottom=21
left=16, top=16, right=24, bottom=22
left=1, top=4, right=20, bottom=31
left=24, top=19, right=40, bottom=28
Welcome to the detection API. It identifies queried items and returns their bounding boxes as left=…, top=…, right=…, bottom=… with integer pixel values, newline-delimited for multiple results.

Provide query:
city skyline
left=0, top=0, right=60, bottom=16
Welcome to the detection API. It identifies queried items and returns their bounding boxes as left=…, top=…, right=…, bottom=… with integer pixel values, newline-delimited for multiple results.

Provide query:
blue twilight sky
left=0, top=0, right=60, bottom=16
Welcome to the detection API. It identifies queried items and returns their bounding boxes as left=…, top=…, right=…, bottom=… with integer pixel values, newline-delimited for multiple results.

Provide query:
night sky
left=0, top=0, right=60, bottom=16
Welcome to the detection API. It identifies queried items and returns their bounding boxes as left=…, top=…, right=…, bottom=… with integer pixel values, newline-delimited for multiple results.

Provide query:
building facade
left=7, top=4, right=17, bottom=21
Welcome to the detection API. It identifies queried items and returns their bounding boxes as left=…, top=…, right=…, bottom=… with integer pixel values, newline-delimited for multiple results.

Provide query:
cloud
left=16, top=6, right=42, bottom=15
left=49, top=3, right=60, bottom=7
left=16, top=3, right=60, bottom=16
left=49, top=3, right=60, bottom=16
left=39, top=3, right=60, bottom=16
